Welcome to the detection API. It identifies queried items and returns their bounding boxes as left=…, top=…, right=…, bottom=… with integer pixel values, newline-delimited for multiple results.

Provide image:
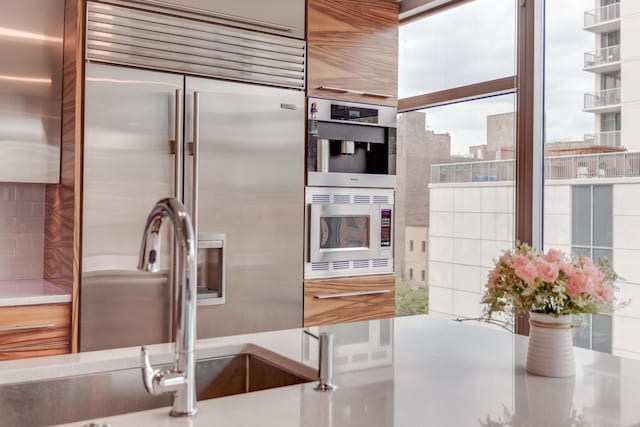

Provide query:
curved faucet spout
left=137, top=197, right=198, bottom=417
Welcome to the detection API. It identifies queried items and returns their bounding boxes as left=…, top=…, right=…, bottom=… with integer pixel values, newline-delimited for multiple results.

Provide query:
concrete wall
left=621, top=0, right=640, bottom=152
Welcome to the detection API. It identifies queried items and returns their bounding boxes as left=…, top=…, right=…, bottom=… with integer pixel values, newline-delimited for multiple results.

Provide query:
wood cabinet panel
left=0, top=304, right=71, bottom=360
left=304, top=275, right=395, bottom=326
left=307, top=0, right=399, bottom=106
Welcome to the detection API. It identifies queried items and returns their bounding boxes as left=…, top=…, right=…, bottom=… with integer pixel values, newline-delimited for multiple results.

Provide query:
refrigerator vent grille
left=333, top=194, right=351, bottom=204
left=86, top=2, right=306, bottom=89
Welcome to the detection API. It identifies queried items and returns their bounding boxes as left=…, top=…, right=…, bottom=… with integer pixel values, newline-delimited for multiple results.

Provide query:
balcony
left=584, top=130, right=621, bottom=147
left=584, top=45, right=621, bottom=73
left=584, top=88, right=621, bottom=113
left=584, top=3, right=621, bottom=33
left=431, top=152, right=640, bottom=184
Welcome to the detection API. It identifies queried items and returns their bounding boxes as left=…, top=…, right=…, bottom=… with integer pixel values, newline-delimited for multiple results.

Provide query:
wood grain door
left=307, top=0, right=399, bottom=106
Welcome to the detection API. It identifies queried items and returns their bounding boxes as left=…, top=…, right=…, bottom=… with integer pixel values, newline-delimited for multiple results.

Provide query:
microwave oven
left=305, top=187, right=394, bottom=279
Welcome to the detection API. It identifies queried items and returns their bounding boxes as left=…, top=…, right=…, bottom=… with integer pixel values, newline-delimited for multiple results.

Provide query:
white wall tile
left=613, top=215, right=640, bottom=250
left=453, top=238, right=482, bottom=266
left=430, top=188, right=454, bottom=212
left=428, top=261, right=453, bottom=288
left=430, top=212, right=454, bottom=237
left=452, top=290, right=482, bottom=319
left=454, top=187, right=482, bottom=213
left=612, top=315, right=640, bottom=354
left=613, top=185, right=640, bottom=216
left=480, top=187, right=496, bottom=213
left=453, top=212, right=482, bottom=239
left=494, top=186, right=514, bottom=213
left=544, top=185, right=571, bottom=215
left=543, top=214, right=571, bottom=246
left=480, top=240, right=508, bottom=269
left=429, top=285, right=453, bottom=315
left=480, top=213, right=496, bottom=240
left=0, top=183, right=45, bottom=281
left=494, top=213, right=514, bottom=242
left=429, top=237, right=454, bottom=263
left=614, top=282, right=640, bottom=319
left=453, top=264, right=483, bottom=293
left=613, top=249, right=640, bottom=284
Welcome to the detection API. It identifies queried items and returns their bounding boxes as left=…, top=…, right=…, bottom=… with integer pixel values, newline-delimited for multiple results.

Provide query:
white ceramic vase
left=526, top=312, right=575, bottom=377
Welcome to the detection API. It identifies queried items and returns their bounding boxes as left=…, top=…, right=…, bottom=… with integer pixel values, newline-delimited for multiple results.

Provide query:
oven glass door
left=309, top=204, right=380, bottom=262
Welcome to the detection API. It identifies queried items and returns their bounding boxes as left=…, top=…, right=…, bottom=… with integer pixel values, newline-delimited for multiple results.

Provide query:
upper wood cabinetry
left=307, top=0, right=399, bottom=106
left=0, top=0, right=64, bottom=183
left=129, top=0, right=306, bottom=39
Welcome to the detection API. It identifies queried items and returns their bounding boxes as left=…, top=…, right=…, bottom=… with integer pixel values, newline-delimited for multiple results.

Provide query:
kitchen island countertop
left=2, top=315, right=640, bottom=426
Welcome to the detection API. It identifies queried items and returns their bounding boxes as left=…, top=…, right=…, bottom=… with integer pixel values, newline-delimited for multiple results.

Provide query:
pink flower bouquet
left=482, top=242, right=621, bottom=317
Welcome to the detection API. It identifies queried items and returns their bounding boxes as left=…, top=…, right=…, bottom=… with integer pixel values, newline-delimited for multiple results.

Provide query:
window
left=544, top=0, right=639, bottom=358
left=421, top=270, right=425, bottom=281
left=409, top=268, right=413, bottom=280
left=421, top=241, right=426, bottom=252
left=409, top=240, right=414, bottom=251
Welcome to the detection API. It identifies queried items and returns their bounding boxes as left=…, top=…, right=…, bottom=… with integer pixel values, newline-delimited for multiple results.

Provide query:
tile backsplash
left=0, top=183, right=45, bottom=280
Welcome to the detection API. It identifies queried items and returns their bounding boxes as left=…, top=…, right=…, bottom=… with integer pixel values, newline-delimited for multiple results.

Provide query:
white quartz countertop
left=2, top=315, right=640, bottom=426
left=0, top=279, right=71, bottom=307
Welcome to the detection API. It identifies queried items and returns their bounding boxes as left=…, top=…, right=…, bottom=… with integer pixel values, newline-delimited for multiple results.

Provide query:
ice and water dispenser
left=197, top=233, right=226, bottom=305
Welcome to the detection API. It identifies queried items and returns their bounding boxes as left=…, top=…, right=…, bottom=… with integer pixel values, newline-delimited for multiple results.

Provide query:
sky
left=398, top=0, right=594, bottom=156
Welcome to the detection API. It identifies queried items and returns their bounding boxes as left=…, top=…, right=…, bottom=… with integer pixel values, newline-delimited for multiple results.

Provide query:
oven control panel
left=380, top=209, right=392, bottom=248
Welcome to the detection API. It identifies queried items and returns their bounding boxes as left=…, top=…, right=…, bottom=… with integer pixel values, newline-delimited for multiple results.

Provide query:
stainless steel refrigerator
left=80, top=59, right=305, bottom=349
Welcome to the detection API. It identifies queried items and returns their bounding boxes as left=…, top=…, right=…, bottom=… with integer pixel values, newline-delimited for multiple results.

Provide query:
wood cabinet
left=0, top=304, right=71, bottom=360
left=307, top=0, right=399, bottom=106
left=304, top=275, right=395, bottom=327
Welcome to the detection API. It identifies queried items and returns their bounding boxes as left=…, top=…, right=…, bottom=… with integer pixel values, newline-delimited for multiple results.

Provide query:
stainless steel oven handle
left=0, top=323, right=55, bottom=331
left=174, top=88, right=184, bottom=199
left=191, top=91, right=200, bottom=238
left=315, top=290, right=391, bottom=299
left=318, top=86, right=393, bottom=99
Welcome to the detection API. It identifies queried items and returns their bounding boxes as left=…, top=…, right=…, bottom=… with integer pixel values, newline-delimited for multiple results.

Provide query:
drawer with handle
left=0, top=303, right=71, bottom=360
left=304, top=274, right=395, bottom=327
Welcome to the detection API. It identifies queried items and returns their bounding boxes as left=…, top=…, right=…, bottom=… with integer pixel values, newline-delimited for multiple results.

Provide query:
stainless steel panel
left=307, top=171, right=397, bottom=189
left=86, top=2, right=306, bottom=89
left=0, top=353, right=312, bottom=427
left=0, top=0, right=63, bottom=183
left=81, top=63, right=184, bottom=351
left=184, top=78, right=304, bottom=338
left=103, top=0, right=306, bottom=40
left=309, top=97, right=397, bottom=128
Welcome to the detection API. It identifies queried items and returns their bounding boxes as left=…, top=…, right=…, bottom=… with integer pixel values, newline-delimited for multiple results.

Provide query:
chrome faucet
left=138, top=198, right=198, bottom=417
left=304, top=330, right=336, bottom=391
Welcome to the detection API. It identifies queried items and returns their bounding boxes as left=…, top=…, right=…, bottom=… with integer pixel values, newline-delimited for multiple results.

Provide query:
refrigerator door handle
left=190, top=91, right=200, bottom=237
left=173, top=89, right=184, bottom=200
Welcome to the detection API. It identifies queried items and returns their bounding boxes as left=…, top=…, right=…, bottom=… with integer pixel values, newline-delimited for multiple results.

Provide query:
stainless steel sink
left=0, top=353, right=315, bottom=427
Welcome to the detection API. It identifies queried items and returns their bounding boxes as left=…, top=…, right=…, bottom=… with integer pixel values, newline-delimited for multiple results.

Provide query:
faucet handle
left=141, top=346, right=159, bottom=394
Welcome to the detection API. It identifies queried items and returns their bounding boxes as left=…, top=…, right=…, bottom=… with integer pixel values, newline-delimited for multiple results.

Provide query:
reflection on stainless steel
left=0, top=353, right=312, bottom=427
left=185, top=76, right=304, bottom=338
left=81, top=63, right=182, bottom=351
left=304, top=330, right=337, bottom=392
left=0, top=0, right=63, bottom=183
left=138, top=198, right=198, bottom=417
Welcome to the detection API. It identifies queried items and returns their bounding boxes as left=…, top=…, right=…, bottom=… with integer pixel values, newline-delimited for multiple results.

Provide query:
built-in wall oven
left=307, top=97, right=396, bottom=188
left=305, top=187, right=394, bottom=279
